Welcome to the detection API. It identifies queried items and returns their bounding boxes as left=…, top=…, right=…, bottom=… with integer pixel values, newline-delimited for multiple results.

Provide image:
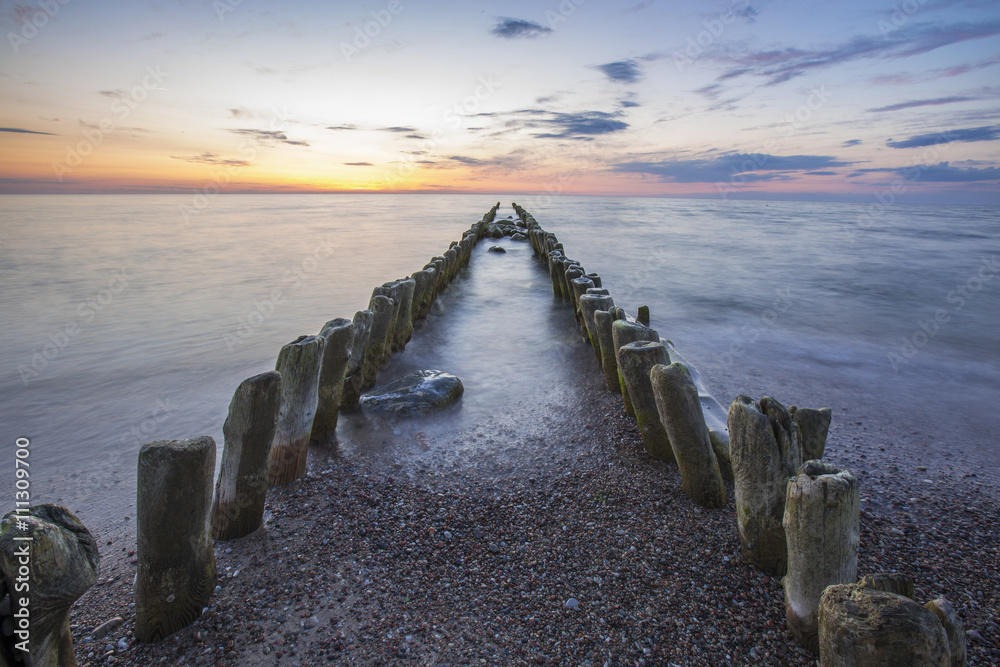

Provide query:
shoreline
left=70, top=366, right=1000, bottom=665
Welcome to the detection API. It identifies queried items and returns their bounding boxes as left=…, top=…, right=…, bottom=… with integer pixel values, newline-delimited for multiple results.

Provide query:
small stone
left=443, top=531, right=452, bottom=540
left=565, top=598, right=579, bottom=609
left=303, top=615, right=320, bottom=629
left=116, top=638, right=128, bottom=651
left=91, top=617, right=124, bottom=639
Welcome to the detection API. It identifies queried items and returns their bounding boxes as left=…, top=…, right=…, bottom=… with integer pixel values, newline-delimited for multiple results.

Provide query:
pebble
left=90, top=617, right=123, bottom=639
left=565, top=598, right=579, bottom=609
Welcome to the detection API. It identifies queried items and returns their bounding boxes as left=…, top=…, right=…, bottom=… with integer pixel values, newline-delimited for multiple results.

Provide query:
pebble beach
left=69, top=365, right=1000, bottom=666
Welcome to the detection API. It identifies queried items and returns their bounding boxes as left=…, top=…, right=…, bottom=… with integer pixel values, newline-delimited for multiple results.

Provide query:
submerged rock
left=361, top=370, right=464, bottom=416
left=488, top=246, right=507, bottom=253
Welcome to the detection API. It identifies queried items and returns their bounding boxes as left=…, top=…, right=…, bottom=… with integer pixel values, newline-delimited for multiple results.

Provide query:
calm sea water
left=2, top=194, right=998, bottom=528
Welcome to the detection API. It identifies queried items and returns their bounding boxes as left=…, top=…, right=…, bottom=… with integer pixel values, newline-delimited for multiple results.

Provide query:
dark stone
left=488, top=246, right=507, bottom=253
left=361, top=370, right=464, bottom=416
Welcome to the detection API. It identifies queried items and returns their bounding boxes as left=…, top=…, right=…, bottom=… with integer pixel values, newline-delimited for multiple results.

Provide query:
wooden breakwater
left=0, top=202, right=967, bottom=666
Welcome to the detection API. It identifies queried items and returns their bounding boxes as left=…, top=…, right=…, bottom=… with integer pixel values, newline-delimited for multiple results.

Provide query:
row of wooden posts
left=0, top=204, right=504, bottom=663
left=514, top=202, right=966, bottom=665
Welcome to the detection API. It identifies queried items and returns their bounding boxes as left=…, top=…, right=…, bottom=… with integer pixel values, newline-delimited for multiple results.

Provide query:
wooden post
left=340, top=309, right=373, bottom=411
left=310, top=319, right=354, bottom=447
left=136, top=437, right=217, bottom=642
left=0, top=504, right=99, bottom=664
left=616, top=342, right=675, bottom=462
left=362, top=294, right=395, bottom=389
left=212, top=371, right=282, bottom=540
left=612, top=320, right=660, bottom=418
left=268, top=335, right=324, bottom=487
left=593, top=310, right=621, bottom=393
left=789, top=406, right=833, bottom=460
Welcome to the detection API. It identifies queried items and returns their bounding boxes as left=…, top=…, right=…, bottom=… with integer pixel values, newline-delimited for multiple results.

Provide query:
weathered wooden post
left=410, top=267, right=436, bottom=321
left=136, top=436, right=217, bottom=643
left=268, top=334, right=325, bottom=487
left=310, top=319, right=354, bottom=447
left=593, top=310, right=622, bottom=393
left=789, top=406, right=833, bottom=460
left=340, top=309, right=373, bottom=411
left=375, top=278, right=415, bottom=353
left=612, top=320, right=660, bottom=418
left=578, top=292, right=615, bottom=357
left=925, top=598, right=966, bottom=667
left=818, top=584, right=952, bottom=666
left=212, top=371, right=282, bottom=540
left=0, top=504, right=99, bottom=665
left=617, top=341, right=675, bottom=462
left=361, top=294, right=395, bottom=388
left=782, top=460, right=859, bottom=653
left=728, top=394, right=802, bottom=575
left=650, top=362, right=726, bottom=506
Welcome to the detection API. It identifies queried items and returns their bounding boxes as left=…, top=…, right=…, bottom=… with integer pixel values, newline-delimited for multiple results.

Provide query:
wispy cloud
left=0, top=126, right=56, bottom=135
left=842, top=139, right=862, bottom=147
left=614, top=153, right=853, bottom=182
left=447, top=155, right=484, bottom=166
left=228, top=128, right=309, bottom=146
left=471, top=108, right=629, bottom=140
left=855, top=161, right=1000, bottom=182
left=327, top=124, right=358, bottom=131
left=170, top=152, right=253, bottom=167
left=490, top=18, right=553, bottom=39
left=595, top=60, right=642, bottom=83
left=867, top=96, right=977, bottom=112
left=870, top=54, right=1000, bottom=86
left=886, top=125, right=1000, bottom=148
left=344, top=161, right=373, bottom=166
left=379, top=126, right=418, bottom=133
left=711, top=20, right=1000, bottom=87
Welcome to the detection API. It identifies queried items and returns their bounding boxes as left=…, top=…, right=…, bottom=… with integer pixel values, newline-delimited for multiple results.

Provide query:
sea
left=2, top=194, right=998, bottom=530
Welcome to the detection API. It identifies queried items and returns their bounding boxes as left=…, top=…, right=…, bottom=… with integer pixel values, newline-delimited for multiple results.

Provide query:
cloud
left=867, top=96, right=977, bottom=112
left=886, top=125, right=1000, bottom=148
left=490, top=18, right=553, bottom=39
left=344, top=162, right=373, bottom=166
left=870, top=54, right=1000, bottom=85
left=379, top=126, right=418, bottom=133
left=170, top=152, right=253, bottom=167
left=910, top=162, right=1000, bottom=181
left=98, top=89, right=128, bottom=99
left=327, top=124, right=358, bottom=131
left=470, top=108, right=629, bottom=140
left=805, top=171, right=836, bottom=175
left=447, top=155, right=484, bottom=166
left=842, top=139, right=862, bottom=147
left=229, top=108, right=250, bottom=118
left=614, top=153, right=852, bottom=182
left=405, top=133, right=426, bottom=140
left=736, top=5, right=759, bottom=22
left=624, top=0, right=655, bottom=14
left=712, top=20, right=1000, bottom=87
left=228, top=129, right=309, bottom=147
left=0, top=126, right=56, bottom=135
left=595, top=60, right=642, bottom=83
left=620, top=100, right=641, bottom=108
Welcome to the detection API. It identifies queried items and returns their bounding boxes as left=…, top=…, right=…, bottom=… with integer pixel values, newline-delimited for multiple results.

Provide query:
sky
left=1, top=0, right=998, bottom=203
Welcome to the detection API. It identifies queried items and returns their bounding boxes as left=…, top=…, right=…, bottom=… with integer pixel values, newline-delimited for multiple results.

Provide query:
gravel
left=67, top=373, right=1000, bottom=666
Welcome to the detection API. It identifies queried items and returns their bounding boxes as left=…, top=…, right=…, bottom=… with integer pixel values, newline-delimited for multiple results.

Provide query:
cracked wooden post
left=782, top=460, right=859, bottom=653
left=617, top=341, right=675, bottom=462
left=268, top=334, right=324, bottom=487
left=650, top=362, right=726, bottom=506
left=340, top=309, right=373, bottom=411
left=925, top=597, right=966, bottom=667
left=310, top=319, right=354, bottom=447
left=728, top=395, right=803, bottom=575
left=211, top=371, right=281, bottom=541
left=594, top=309, right=623, bottom=393
left=579, top=292, right=615, bottom=359
left=612, top=320, right=660, bottom=418
left=789, top=406, right=833, bottom=460
left=0, top=504, right=99, bottom=666
left=410, top=267, right=436, bottom=321
left=136, top=436, right=217, bottom=643
left=361, top=294, right=395, bottom=389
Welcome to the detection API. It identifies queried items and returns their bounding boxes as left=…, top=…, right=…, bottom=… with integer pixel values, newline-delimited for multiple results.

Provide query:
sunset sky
left=1, top=0, right=998, bottom=202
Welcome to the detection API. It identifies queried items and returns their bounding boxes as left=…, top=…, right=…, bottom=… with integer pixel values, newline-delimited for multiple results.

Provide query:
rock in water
left=650, top=362, right=726, bottom=507
left=488, top=246, right=507, bottom=253
left=212, top=371, right=282, bottom=541
left=360, top=370, right=464, bottom=416
left=789, top=406, right=833, bottom=460
left=0, top=504, right=99, bottom=666
left=310, top=318, right=355, bottom=446
left=617, top=342, right=674, bottom=462
left=136, top=437, right=217, bottom=643
left=818, top=584, right=951, bottom=666
left=782, top=460, right=859, bottom=653
left=728, top=395, right=803, bottom=576
left=268, top=335, right=324, bottom=487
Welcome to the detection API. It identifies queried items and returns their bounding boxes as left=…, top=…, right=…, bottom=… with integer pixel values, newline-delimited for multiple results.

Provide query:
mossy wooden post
left=617, top=342, right=675, bottom=462
left=547, top=251, right=564, bottom=297
left=612, top=320, right=660, bottom=418
left=637, top=305, right=650, bottom=327
left=789, top=406, right=833, bottom=460
left=579, top=293, right=615, bottom=358
left=211, top=371, right=281, bottom=541
left=374, top=278, right=415, bottom=353
left=310, top=318, right=354, bottom=447
left=650, top=362, right=726, bottom=505
left=268, top=335, right=324, bottom=487
left=136, top=437, right=217, bottom=643
left=925, top=598, right=966, bottom=667
left=341, top=309, right=373, bottom=411
left=593, top=310, right=621, bottom=393
left=570, top=276, right=595, bottom=335
left=586, top=272, right=602, bottom=288
left=818, top=584, right=951, bottom=666
left=362, top=294, right=395, bottom=389
left=411, top=268, right=436, bottom=321
left=0, top=505, right=99, bottom=665
left=782, top=460, right=859, bottom=653
left=728, top=395, right=803, bottom=576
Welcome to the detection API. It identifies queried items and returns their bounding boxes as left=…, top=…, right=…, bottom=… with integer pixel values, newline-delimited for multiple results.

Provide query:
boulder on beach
left=489, top=246, right=507, bottom=253
left=360, top=370, right=464, bottom=416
